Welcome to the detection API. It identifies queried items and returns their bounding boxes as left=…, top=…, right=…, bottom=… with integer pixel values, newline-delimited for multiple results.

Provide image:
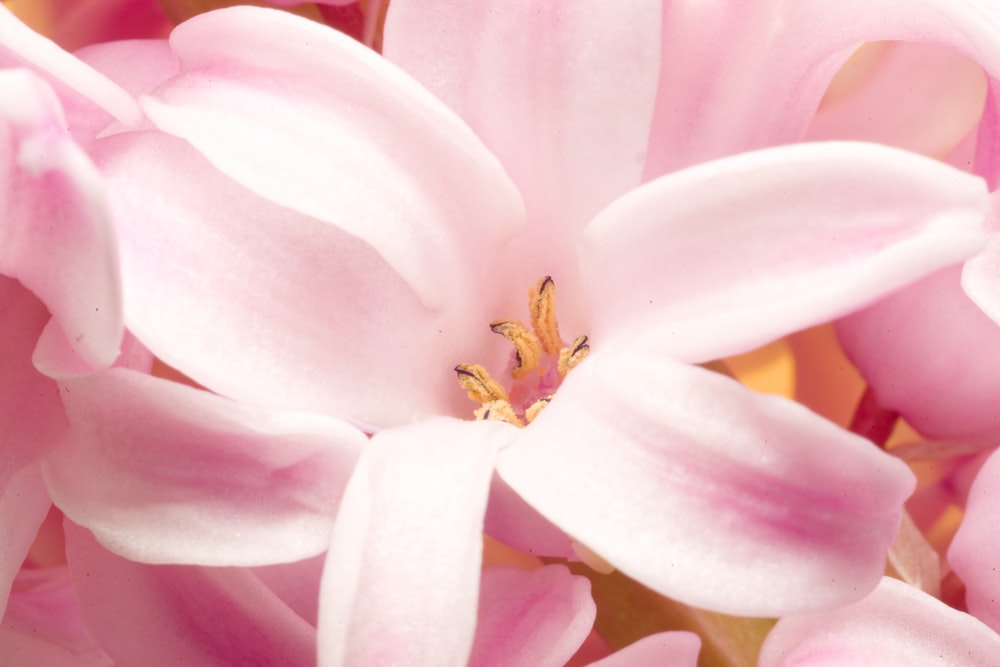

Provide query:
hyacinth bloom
left=2, top=1, right=1000, bottom=665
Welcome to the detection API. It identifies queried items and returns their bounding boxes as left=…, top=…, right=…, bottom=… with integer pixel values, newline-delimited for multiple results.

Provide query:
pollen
left=455, top=276, right=589, bottom=427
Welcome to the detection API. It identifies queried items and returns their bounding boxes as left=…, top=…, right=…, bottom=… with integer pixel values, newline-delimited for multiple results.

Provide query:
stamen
left=490, top=320, right=542, bottom=379
left=557, top=335, right=590, bottom=376
left=475, top=400, right=524, bottom=427
left=530, top=276, right=562, bottom=357
left=454, top=364, right=510, bottom=404
left=524, top=396, right=551, bottom=423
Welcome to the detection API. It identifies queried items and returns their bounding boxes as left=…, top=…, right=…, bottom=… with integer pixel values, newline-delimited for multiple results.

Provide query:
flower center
left=455, top=276, right=589, bottom=427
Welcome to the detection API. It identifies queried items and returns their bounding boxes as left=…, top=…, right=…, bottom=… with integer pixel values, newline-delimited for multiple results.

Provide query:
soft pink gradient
left=759, top=577, right=1000, bottom=666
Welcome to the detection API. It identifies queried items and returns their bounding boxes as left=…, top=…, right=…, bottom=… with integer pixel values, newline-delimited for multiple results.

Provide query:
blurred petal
left=483, top=472, right=575, bottom=559
left=949, top=449, right=1000, bottom=632
left=0, top=279, right=66, bottom=479
left=582, top=142, right=989, bottom=364
left=318, top=418, right=511, bottom=667
left=587, top=632, right=701, bottom=667
left=93, top=128, right=494, bottom=427
left=65, top=520, right=316, bottom=667
left=46, top=0, right=172, bottom=51
left=0, top=568, right=113, bottom=667
left=837, top=265, right=1000, bottom=445
left=0, top=69, right=122, bottom=367
left=0, top=4, right=140, bottom=126
left=758, top=577, right=1000, bottom=666
left=962, top=192, right=1000, bottom=323
left=0, top=463, right=51, bottom=616
left=470, top=565, right=595, bottom=667
left=37, top=339, right=365, bottom=565
left=384, top=0, right=660, bottom=236
left=498, top=350, right=915, bottom=616
left=644, top=0, right=1000, bottom=179
left=142, top=6, right=523, bottom=312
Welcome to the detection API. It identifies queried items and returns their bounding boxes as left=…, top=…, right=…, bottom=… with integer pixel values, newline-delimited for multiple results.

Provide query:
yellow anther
left=474, top=400, right=524, bottom=427
left=524, top=396, right=551, bottom=424
left=455, top=364, right=510, bottom=404
left=529, top=276, right=562, bottom=357
left=490, top=320, right=542, bottom=379
left=557, top=335, right=590, bottom=376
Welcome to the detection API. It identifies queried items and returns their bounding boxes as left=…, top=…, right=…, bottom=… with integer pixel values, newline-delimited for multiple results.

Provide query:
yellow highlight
left=724, top=338, right=795, bottom=399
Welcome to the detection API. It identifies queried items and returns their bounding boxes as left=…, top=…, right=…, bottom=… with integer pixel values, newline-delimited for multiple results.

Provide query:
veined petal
left=581, top=142, right=989, bottom=364
left=0, top=69, right=122, bottom=368
left=587, top=632, right=701, bottom=667
left=38, top=357, right=365, bottom=566
left=141, top=6, right=524, bottom=312
left=318, top=418, right=511, bottom=667
left=497, top=350, right=915, bottom=616
left=644, top=0, right=1000, bottom=179
left=470, top=566, right=595, bottom=667
left=64, top=521, right=316, bottom=667
left=384, top=0, right=660, bottom=240
left=758, top=577, right=1000, bottom=666
left=92, top=129, right=495, bottom=427
left=948, top=449, right=1000, bottom=632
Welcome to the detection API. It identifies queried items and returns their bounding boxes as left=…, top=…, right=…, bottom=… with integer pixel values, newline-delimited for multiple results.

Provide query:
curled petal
left=758, top=577, right=1000, bottom=666
left=498, top=350, right=915, bottom=616
left=643, top=0, right=1000, bottom=179
left=141, top=6, right=524, bottom=312
left=64, top=521, right=316, bottom=667
left=37, top=336, right=365, bottom=565
left=318, top=418, right=511, bottom=667
left=470, top=566, right=595, bottom=667
left=0, top=69, right=122, bottom=368
left=949, top=449, right=1000, bottom=632
left=582, top=142, right=989, bottom=363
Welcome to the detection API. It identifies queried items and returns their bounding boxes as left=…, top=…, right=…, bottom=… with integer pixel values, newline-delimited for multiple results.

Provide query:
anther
left=490, top=320, right=542, bottom=379
left=530, top=276, right=562, bottom=357
left=475, top=400, right=524, bottom=427
left=557, top=335, right=590, bottom=376
left=525, top=396, right=551, bottom=423
left=454, top=364, right=510, bottom=404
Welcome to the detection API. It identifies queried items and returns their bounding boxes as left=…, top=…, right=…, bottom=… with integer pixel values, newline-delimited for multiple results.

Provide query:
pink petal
left=836, top=264, right=1000, bottom=445
left=0, top=69, right=122, bottom=368
left=497, top=350, right=915, bottom=616
left=0, top=4, right=140, bottom=126
left=962, top=192, right=1000, bottom=323
left=253, top=554, right=326, bottom=627
left=0, top=279, right=67, bottom=480
left=948, top=448, right=1000, bottom=632
left=92, top=129, right=502, bottom=428
left=587, top=632, right=701, bottom=667
left=807, top=42, right=986, bottom=158
left=47, top=0, right=172, bottom=51
left=318, top=418, right=511, bottom=667
left=142, top=6, right=523, bottom=312
left=64, top=520, right=316, bottom=666
left=581, top=142, right=989, bottom=364
left=37, top=345, right=365, bottom=565
left=0, top=463, right=51, bottom=617
left=643, top=0, right=1000, bottom=178
left=758, top=577, right=1000, bottom=666
left=0, top=567, right=113, bottom=667
left=384, top=0, right=660, bottom=260
left=483, top=472, right=575, bottom=559
left=470, top=565, right=595, bottom=667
